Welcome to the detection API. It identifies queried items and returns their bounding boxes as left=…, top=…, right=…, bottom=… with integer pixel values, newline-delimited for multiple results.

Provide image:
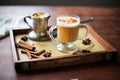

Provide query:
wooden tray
left=10, top=24, right=117, bottom=72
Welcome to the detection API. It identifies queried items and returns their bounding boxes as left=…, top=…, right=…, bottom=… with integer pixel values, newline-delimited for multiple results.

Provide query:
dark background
left=0, top=0, right=120, bottom=7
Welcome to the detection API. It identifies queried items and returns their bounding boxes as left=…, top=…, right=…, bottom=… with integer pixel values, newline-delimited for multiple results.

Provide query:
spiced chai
left=57, top=16, right=80, bottom=43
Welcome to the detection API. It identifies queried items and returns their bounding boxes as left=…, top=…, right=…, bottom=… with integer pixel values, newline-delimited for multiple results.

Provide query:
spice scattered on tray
left=82, top=38, right=91, bottom=45
left=16, top=36, right=41, bottom=59
left=73, top=49, right=91, bottom=55
left=16, top=40, right=36, bottom=51
left=43, top=52, right=52, bottom=57
left=21, top=36, right=28, bottom=41
left=21, top=49, right=45, bottom=55
left=21, top=49, right=45, bottom=59
left=81, top=49, right=91, bottom=53
left=16, top=36, right=53, bottom=59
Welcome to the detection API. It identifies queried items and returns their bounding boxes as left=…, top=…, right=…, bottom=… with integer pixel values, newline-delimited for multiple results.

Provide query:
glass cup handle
left=78, top=24, right=88, bottom=40
left=47, top=25, right=59, bottom=44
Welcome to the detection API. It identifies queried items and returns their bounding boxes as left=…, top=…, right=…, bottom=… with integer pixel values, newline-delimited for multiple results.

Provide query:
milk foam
left=57, top=16, right=80, bottom=28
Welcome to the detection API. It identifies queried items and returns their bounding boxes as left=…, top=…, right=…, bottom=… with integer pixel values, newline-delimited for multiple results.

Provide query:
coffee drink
left=48, top=15, right=88, bottom=53
left=57, top=16, right=80, bottom=43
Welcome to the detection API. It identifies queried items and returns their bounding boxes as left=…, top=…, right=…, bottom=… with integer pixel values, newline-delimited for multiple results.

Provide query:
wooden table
left=0, top=6, right=120, bottom=80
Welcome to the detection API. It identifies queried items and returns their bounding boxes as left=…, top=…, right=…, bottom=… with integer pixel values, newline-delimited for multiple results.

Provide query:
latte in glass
left=57, top=16, right=80, bottom=43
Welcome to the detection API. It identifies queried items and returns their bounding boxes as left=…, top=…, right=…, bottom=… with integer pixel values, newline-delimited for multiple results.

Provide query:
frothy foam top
left=57, top=16, right=80, bottom=27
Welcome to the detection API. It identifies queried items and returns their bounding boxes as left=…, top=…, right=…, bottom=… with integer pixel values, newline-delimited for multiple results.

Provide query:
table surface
left=0, top=6, right=120, bottom=80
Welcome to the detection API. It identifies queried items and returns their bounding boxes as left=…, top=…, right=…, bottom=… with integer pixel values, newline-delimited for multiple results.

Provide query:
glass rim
left=57, top=14, right=80, bottom=20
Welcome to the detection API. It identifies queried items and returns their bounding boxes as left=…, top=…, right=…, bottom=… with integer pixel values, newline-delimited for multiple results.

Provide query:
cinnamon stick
left=16, top=40, right=35, bottom=51
left=25, top=49, right=32, bottom=59
left=21, top=49, right=40, bottom=59
left=21, top=49, right=45, bottom=55
left=30, top=49, right=45, bottom=55
left=31, top=54, right=40, bottom=58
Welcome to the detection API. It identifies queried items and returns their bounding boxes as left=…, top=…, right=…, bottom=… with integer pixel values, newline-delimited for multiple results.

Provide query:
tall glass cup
left=48, top=15, right=88, bottom=53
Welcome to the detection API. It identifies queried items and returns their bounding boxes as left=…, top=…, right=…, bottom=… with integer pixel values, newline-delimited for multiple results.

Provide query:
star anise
left=82, top=38, right=91, bottom=45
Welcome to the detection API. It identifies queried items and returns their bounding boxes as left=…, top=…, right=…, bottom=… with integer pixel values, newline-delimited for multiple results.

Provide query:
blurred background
left=0, top=0, right=120, bottom=7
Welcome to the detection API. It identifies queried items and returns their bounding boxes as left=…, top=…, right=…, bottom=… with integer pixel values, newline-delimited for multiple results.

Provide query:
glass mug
left=47, top=15, right=88, bottom=53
